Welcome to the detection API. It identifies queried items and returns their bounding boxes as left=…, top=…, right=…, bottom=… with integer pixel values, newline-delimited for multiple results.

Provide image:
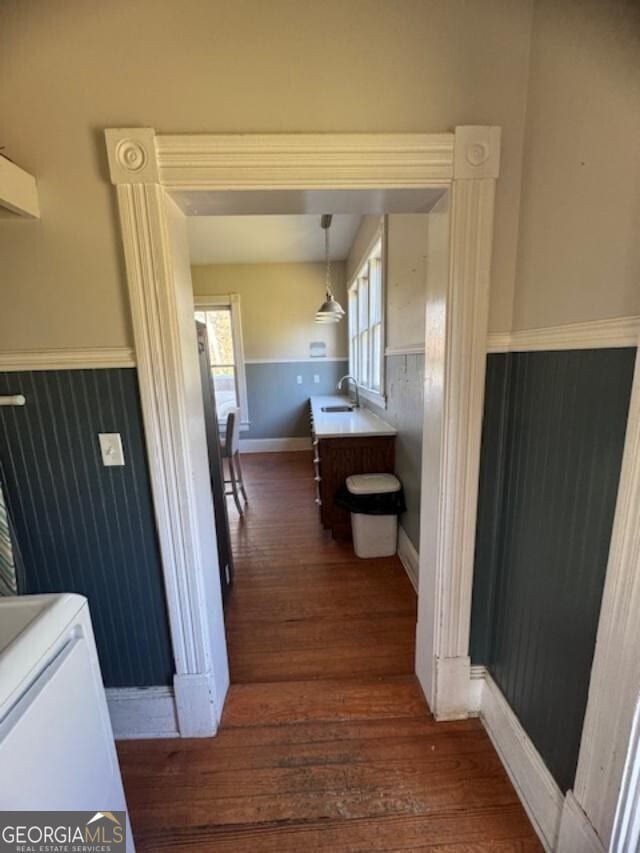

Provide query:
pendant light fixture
left=315, top=214, right=345, bottom=324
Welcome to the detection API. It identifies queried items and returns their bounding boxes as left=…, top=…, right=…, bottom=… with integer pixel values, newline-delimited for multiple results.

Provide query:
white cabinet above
left=0, top=155, right=39, bottom=219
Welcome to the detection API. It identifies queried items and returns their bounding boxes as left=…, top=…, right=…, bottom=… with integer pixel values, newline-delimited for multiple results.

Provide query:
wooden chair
left=221, top=407, right=248, bottom=514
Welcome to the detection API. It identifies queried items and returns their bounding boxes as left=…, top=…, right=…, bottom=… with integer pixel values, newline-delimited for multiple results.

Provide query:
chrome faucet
left=337, top=375, right=360, bottom=408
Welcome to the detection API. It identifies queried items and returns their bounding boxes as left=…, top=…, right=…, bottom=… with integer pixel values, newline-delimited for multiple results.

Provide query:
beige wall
left=346, top=216, right=382, bottom=283
left=347, top=214, right=430, bottom=351
left=512, top=0, right=640, bottom=331
left=191, top=262, right=347, bottom=361
left=0, top=0, right=533, bottom=351
left=386, top=215, right=430, bottom=350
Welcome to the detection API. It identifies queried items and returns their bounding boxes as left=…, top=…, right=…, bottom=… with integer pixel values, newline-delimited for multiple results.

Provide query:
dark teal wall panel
left=470, top=352, right=510, bottom=663
left=0, top=368, right=174, bottom=688
left=471, top=348, right=636, bottom=793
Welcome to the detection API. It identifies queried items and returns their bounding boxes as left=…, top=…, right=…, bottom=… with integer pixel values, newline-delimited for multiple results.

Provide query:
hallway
left=117, top=452, right=540, bottom=851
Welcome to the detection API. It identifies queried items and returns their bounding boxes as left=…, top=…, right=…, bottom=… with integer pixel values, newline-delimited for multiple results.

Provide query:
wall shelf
left=0, top=155, right=39, bottom=219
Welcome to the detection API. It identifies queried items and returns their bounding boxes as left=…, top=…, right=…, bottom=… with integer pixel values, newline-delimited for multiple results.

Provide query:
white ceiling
left=187, top=214, right=362, bottom=265
left=174, top=187, right=446, bottom=216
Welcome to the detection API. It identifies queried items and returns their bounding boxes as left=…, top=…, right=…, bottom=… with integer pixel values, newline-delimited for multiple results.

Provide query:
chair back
left=224, top=407, right=241, bottom=457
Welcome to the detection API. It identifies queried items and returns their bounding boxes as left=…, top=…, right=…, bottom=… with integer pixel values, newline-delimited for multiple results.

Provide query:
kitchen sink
left=321, top=405, right=354, bottom=413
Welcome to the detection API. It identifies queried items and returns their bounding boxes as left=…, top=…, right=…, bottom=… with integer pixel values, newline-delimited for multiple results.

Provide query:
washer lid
left=346, top=473, right=401, bottom=495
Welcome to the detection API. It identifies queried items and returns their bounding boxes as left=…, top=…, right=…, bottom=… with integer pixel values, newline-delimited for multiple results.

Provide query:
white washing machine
left=0, top=593, right=135, bottom=852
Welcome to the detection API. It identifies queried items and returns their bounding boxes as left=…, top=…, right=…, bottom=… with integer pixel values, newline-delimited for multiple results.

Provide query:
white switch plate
left=98, top=433, right=125, bottom=467
left=296, top=375, right=303, bottom=385
left=313, top=374, right=320, bottom=384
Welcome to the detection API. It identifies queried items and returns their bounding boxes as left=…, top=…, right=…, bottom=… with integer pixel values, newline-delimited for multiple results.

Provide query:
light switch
left=99, top=433, right=125, bottom=467
left=296, top=375, right=303, bottom=385
left=313, top=374, right=320, bottom=384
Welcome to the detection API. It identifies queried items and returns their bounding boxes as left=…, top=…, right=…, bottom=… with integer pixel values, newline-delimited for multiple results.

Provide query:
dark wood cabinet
left=314, top=432, right=395, bottom=541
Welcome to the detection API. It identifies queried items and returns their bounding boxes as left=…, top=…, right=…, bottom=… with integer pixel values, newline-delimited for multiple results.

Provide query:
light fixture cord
left=325, top=225, right=332, bottom=298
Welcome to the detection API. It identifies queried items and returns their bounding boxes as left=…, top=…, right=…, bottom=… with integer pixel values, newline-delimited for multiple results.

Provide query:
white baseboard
left=106, top=687, right=178, bottom=740
left=469, top=664, right=486, bottom=715
left=557, top=791, right=605, bottom=853
left=239, top=437, right=312, bottom=453
left=397, top=525, right=419, bottom=593
left=433, top=655, right=472, bottom=721
left=480, top=672, right=564, bottom=851
left=471, top=670, right=606, bottom=852
left=173, top=672, right=219, bottom=738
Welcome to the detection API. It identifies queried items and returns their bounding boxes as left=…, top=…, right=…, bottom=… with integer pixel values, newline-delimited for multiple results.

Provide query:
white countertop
left=310, top=395, right=397, bottom=438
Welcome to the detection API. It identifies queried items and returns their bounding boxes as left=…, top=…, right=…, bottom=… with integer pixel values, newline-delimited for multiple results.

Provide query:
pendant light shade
left=315, top=214, right=345, bottom=324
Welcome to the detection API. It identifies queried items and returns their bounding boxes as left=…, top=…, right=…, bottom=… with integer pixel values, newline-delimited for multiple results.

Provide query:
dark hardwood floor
left=118, top=451, right=541, bottom=851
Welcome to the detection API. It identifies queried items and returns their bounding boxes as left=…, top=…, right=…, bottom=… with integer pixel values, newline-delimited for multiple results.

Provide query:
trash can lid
left=346, top=473, right=401, bottom=495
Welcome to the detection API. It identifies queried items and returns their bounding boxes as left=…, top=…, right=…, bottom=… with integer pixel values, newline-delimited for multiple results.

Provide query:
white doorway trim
left=105, top=126, right=501, bottom=732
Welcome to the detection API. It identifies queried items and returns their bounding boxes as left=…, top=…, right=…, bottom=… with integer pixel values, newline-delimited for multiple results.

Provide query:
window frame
left=194, top=293, right=250, bottom=430
left=347, top=220, right=386, bottom=407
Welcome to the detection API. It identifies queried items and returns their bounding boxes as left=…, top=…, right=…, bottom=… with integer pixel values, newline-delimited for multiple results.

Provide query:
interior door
left=196, top=320, right=234, bottom=601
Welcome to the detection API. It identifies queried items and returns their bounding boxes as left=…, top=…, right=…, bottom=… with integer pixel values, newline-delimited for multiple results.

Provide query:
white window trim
left=347, top=218, right=387, bottom=408
left=194, top=293, right=250, bottom=430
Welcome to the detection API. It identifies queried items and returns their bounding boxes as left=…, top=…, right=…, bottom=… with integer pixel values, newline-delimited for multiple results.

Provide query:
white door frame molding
left=105, top=125, right=501, bottom=728
left=609, top=691, right=640, bottom=853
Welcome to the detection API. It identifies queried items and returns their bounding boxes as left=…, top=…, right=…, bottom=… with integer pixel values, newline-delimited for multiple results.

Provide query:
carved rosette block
left=105, top=128, right=159, bottom=184
left=453, top=126, right=501, bottom=180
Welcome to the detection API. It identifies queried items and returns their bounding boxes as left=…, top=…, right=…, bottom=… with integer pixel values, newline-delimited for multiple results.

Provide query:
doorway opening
left=182, top=200, right=444, bottom=689
left=106, top=127, right=500, bottom=733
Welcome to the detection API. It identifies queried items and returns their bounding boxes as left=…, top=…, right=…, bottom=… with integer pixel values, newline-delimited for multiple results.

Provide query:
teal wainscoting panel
left=245, top=360, right=348, bottom=438
left=0, top=368, right=174, bottom=687
left=470, top=352, right=510, bottom=663
left=471, top=347, right=636, bottom=793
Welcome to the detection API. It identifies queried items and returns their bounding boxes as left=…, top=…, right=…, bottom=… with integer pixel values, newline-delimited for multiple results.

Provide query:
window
left=195, top=294, right=249, bottom=428
left=348, top=233, right=384, bottom=401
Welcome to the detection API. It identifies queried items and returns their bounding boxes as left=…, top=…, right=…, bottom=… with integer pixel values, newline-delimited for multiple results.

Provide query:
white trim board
left=557, top=792, right=605, bottom=853
left=609, top=692, right=640, bottom=853
left=385, top=344, right=425, bottom=357
left=0, top=348, right=136, bottom=371
left=239, top=437, right=311, bottom=453
left=479, top=672, right=564, bottom=851
left=106, top=687, right=178, bottom=740
left=470, top=669, right=605, bottom=852
left=468, top=664, right=485, bottom=716
left=416, top=162, right=498, bottom=721
left=397, top=525, right=419, bottom=593
left=487, top=316, right=640, bottom=354
left=155, top=133, right=456, bottom=189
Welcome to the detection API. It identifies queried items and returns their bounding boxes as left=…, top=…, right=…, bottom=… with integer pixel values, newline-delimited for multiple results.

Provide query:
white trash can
left=345, top=473, right=403, bottom=558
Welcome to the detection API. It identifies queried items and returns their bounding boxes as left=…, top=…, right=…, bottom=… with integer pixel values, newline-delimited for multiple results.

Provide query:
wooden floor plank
left=118, top=452, right=541, bottom=851
left=129, top=806, right=539, bottom=852
left=221, top=677, right=429, bottom=726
